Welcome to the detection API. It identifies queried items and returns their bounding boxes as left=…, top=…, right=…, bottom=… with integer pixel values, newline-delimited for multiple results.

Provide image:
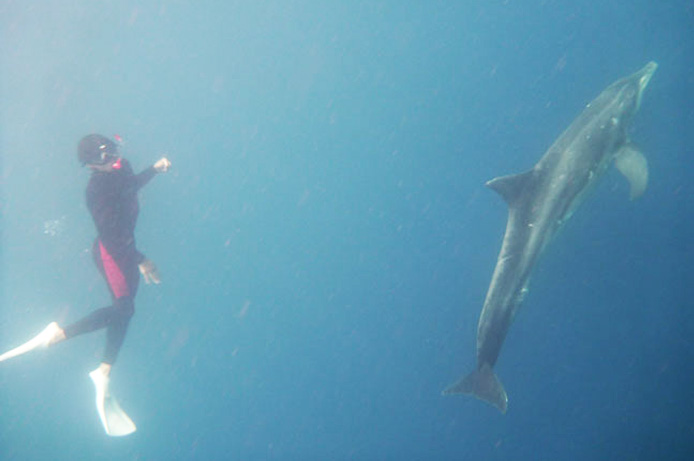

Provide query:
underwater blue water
left=1, top=1, right=692, bottom=459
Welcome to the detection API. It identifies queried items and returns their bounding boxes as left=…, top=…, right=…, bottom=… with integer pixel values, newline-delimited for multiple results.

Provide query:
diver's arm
left=133, top=166, right=157, bottom=190
left=133, top=157, right=171, bottom=190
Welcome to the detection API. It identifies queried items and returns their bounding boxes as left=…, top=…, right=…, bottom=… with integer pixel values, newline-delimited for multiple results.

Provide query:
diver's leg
left=88, top=246, right=139, bottom=435
left=61, top=305, right=115, bottom=339
left=90, top=295, right=137, bottom=436
left=100, top=249, right=140, bottom=365
left=102, top=296, right=135, bottom=365
left=63, top=239, right=135, bottom=341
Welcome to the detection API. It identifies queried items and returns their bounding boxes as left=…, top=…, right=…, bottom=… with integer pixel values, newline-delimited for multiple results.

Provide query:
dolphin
left=444, top=61, right=658, bottom=413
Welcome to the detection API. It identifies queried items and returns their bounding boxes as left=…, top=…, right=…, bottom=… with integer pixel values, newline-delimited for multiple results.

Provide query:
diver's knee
left=115, top=297, right=135, bottom=318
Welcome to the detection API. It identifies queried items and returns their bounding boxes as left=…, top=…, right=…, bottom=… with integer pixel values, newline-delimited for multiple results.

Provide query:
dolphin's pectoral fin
left=442, top=363, right=508, bottom=413
left=486, top=170, right=536, bottom=206
left=614, top=144, right=648, bottom=200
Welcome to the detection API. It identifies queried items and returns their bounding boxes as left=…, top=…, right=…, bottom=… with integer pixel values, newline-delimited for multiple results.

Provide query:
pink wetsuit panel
left=99, top=241, right=129, bottom=298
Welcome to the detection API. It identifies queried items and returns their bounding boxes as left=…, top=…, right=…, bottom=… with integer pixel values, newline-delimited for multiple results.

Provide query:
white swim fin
left=0, top=322, right=62, bottom=363
left=89, top=367, right=137, bottom=437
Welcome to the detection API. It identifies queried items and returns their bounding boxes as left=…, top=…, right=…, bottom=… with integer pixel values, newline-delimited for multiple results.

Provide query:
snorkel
left=111, top=157, right=122, bottom=170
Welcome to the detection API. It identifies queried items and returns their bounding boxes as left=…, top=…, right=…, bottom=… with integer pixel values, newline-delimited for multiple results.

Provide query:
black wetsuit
left=63, top=158, right=157, bottom=364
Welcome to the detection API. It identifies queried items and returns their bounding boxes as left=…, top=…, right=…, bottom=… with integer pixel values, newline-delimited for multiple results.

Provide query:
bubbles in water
left=43, top=216, right=66, bottom=237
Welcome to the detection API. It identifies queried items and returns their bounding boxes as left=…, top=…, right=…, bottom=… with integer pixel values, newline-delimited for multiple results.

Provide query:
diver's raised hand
left=138, top=259, right=161, bottom=284
left=154, top=157, right=171, bottom=173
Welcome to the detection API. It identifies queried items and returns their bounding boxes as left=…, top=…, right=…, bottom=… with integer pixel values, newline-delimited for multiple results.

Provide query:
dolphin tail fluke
left=443, top=364, right=508, bottom=414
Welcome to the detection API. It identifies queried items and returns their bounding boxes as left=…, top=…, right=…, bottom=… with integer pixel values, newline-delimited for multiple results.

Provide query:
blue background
left=1, top=1, right=692, bottom=459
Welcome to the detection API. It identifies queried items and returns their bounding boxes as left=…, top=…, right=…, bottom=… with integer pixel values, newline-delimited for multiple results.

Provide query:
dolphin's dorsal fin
left=486, top=170, right=536, bottom=206
left=614, top=144, right=648, bottom=200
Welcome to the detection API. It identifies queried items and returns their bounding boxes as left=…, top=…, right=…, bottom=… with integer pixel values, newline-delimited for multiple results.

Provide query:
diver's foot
left=89, top=365, right=110, bottom=394
left=46, top=324, right=66, bottom=346
left=92, top=362, right=112, bottom=379
left=90, top=364, right=136, bottom=436
left=0, top=322, right=63, bottom=362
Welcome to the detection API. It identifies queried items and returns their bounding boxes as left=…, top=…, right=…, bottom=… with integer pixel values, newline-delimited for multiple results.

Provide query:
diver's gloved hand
left=138, top=259, right=161, bottom=284
left=154, top=157, right=171, bottom=173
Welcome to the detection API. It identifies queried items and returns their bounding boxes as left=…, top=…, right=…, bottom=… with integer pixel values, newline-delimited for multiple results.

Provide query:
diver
left=0, top=134, right=171, bottom=436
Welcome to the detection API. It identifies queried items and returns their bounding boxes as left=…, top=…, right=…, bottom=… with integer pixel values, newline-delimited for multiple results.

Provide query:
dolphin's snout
left=635, top=61, right=657, bottom=109
left=639, top=61, right=658, bottom=91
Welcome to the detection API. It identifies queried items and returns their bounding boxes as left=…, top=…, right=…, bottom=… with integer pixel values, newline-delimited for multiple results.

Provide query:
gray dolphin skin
left=444, top=61, right=658, bottom=413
